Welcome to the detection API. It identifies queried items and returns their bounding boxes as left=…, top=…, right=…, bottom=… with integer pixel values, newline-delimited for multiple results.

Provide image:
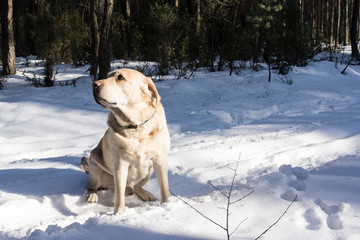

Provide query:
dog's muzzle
left=92, top=81, right=116, bottom=107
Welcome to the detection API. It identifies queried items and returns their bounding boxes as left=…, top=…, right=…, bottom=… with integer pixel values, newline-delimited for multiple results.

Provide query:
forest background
left=0, top=0, right=359, bottom=82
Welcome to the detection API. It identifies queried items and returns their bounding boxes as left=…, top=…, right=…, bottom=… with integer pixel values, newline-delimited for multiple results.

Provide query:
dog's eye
left=117, top=74, right=125, bottom=81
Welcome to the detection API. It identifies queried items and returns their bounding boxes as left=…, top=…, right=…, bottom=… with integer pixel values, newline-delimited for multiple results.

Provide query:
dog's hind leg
left=86, top=162, right=104, bottom=203
left=80, top=156, right=90, bottom=173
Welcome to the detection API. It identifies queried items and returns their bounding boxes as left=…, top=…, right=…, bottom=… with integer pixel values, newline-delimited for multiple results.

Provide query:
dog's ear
left=143, top=77, right=161, bottom=106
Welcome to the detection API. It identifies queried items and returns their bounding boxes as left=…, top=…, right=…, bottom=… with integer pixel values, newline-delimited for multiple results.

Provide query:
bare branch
left=230, top=190, right=254, bottom=205
left=171, top=153, right=252, bottom=240
left=227, top=166, right=237, bottom=171
left=169, top=189, right=227, bottom=232
left=341, top=56, right=354, bottom=74
left=226, top=155, right=241, bottom=239
left=230, top=217, right=248, bottom=237
left=255, top=195, right=298, bottom=240
left=208, top=180, right=229, bottom=198
left=228, top=161, right=240, bottom=198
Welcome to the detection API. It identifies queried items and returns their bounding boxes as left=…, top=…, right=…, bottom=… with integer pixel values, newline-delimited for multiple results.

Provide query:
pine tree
left=1, top=0, right=17, bottom=75
left=350, top=0, right=359, bottom=59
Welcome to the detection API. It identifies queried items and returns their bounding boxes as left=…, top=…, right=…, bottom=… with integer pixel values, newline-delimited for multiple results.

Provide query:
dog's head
left=93, top=69, right=161, bottom=125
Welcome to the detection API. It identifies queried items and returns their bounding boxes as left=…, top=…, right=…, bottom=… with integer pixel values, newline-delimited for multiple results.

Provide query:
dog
left=81, top=68, right=170, bottom=214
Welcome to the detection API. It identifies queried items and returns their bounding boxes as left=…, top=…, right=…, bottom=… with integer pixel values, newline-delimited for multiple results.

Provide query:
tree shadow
left=0, top=155, right=214, bottom=217
left=0, top=158, right=87, bottom=216
left=27, top=220, right=214, bottom=240
left=168, top=171, right=213, bottom=198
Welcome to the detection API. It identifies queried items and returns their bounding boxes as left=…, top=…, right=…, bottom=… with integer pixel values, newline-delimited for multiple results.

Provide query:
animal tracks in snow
left=288, top=179, right=306, bottom=191
left=279, top=164, right=309, bottom=180
left=279, top=164, right=308, bottom=202
left=315, top=199, right=344, bottom=230
left=302, top=200, right=344, bottom=231
left=303, top=208, right=322, bottom=230
left=278, top=164, right=346, bottom=231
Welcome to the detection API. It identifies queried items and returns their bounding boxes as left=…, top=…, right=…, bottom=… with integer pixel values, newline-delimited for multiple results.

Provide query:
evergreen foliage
left=43, top=58, right=55, bottom=87
left=26, top=0, right=90, bottom=64
left=1, top=0, right=358, bottom=76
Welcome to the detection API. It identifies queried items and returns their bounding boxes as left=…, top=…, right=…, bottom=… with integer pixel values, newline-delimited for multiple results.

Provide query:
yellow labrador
left=81, top=68, right=170, bottom=214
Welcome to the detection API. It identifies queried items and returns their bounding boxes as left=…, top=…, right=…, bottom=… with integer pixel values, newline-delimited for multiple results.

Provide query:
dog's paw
left=145, top=193, right=157, bottom=202
left=86, top=193, right=99, bottom=203
left=134, top=186, right=157, bottom=202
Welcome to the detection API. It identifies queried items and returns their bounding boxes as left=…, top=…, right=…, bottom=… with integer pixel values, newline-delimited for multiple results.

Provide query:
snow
left=1, top=56, right=360, bottom=240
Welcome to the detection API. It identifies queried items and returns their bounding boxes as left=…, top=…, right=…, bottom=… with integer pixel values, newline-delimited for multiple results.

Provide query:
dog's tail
left=80, top=156, right=90, bottom=173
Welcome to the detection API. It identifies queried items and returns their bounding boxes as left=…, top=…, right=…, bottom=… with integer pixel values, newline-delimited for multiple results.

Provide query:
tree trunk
left=344, top=0, right=349, bottom=44
left=1, top=0, right=17, bottom=75
left=310, top=0, right=315, bottom=40
left=303, top=0, right=309, bottom=23
left=358, top=0, right=360, bottom=41
left=90, top=0, right=100, bottom=79
left=319, top=0, right=323, bottom=34
left=329, top=0, right=334, bottom=45
left=336, top=0, right=341, bottom=46
left=350, top=0, right=359, bottom=58
left=324, top=0, right=328, bottom=38
left=329, top=0, right=334, bottom=60
left=13, top=0, right=28, bottom=57
left=196, top=0, right=201, bottom=34
left=316, top=0, right=321, bottom=42
left=300, top=0, right=304, bottom=23
left=126, top=0, right=131, bottom=18
left=124, top=0, right=131, bottom=60
left=98, top=0, right=113, bottom=80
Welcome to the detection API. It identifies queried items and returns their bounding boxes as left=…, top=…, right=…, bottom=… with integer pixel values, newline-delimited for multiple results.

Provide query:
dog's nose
left=92, top=81, right=101, bottom=89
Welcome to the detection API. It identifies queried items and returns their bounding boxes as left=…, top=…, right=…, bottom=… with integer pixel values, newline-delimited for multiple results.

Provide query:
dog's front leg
left=113, top=161, right=129, bottom=215
left=154, top=160, right=170, bottom=203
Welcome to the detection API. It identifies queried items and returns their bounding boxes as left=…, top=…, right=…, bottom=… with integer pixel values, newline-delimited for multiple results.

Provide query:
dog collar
left=124, top=110, right=156, bottom=129
left=126, top=118, right=149, bottom=129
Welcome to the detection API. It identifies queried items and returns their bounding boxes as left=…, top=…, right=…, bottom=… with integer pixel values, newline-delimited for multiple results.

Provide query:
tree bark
left=1, top=0, right=17, bottom=75
left=336, top=0, right=341, bottom=46
left=90, top=0, right=100, bottom=79
left=196, top=0, right=201, bottom=34
left=329, top=0, right=334, bottom=60
left=315, top=0, right=320, bottom=42
left=329, top=0, right=334, bottom=45
left=13, top=0, right=28, bottom=57
left=344, top=0, right=349, bottom=44
left=126, top=0, right=131, bottom=18
left=98, top=0, right=114, bottom=80
left=350, top=0, right=359, bottom=58
left=358, top=0, right=360, bottom=40
left=124, top=0, right=131, bottom=60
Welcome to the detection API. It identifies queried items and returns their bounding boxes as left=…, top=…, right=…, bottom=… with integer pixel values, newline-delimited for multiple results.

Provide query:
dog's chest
left=112, top=126, right=158, bottom=149
left=127, top=158, right=153, bottom=182
left=111, top=134, right=155, bottom=183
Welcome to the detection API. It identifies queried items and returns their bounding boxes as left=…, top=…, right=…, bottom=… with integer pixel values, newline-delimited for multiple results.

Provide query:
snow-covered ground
left=1, top=55, right=360, bottom=240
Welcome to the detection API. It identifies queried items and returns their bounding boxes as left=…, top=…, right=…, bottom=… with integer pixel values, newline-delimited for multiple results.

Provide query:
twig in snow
left=341, top=56, right=354, bottom=74
left=254, top=195, right=298, bottom=240
left=230, top=190, right=254, bottom=205
left=230, top=217, right=248, bottom=237
left=169, top=189, right=227, bottom=232
left=207, top=181, right=228, bottom=198
left=225, top=159, right=241, bottom=239
left=171, top=153, right=253, bottom=240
